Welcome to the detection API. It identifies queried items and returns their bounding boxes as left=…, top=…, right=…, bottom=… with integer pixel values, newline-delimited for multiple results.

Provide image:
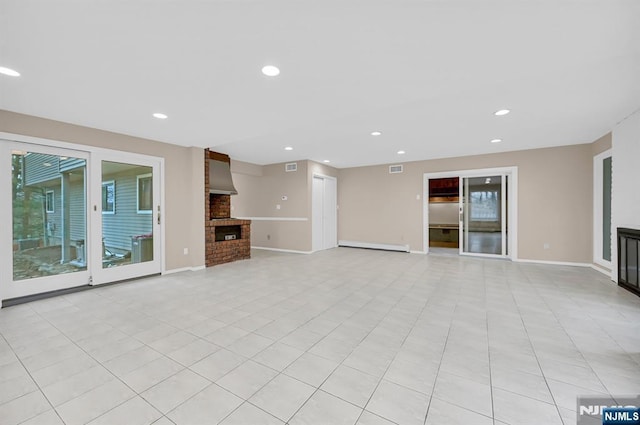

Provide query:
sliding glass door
left=1, top=140, right=163, bottom=303
left=460, top=174, right=508, bottom=257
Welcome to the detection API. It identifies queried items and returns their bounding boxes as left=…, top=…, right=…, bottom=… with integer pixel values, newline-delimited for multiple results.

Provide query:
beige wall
left=339, top=144, right=594, bottom=263
left=231, top=159, right=339, bottom=252
left=591, top=132, right=612, bottom=156
left=3, top=109, right=608, bottom=265
left=232, top=159, right=311, bottom=251
left=0, top=110, right=205, bottom=271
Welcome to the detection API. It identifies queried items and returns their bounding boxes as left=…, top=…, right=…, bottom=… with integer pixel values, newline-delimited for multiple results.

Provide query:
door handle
left=157, top=205, right=161, bottom=224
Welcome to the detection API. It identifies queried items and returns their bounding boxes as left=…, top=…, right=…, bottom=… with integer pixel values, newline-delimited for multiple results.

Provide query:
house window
left=137, top=174, right=152, bottom=214
left=470, top=190, right=498, bottom=221
left=102, top=180, right=115, bottom=214
left=45, top=190, right=54, bottom=213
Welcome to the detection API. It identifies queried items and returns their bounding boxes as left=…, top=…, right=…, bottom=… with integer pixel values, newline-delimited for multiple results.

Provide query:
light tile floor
left=1, top=248, right=640, bottom=425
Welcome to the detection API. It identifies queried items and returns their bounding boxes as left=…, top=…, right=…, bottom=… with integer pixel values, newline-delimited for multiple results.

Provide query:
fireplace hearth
left=205, top=150, right=251, bottom=266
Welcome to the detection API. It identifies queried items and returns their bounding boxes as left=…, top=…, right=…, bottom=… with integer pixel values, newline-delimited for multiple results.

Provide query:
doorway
left=312, top=175, right=337, bottom=252
left=0, top=139, right=163, bottom=303
left=423, top=167, right=517, bottom=259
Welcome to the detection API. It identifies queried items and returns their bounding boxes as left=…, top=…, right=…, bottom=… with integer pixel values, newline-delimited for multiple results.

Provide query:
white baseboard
left=162, top=265, right=206, bottom=275
left=515, top=259, right=592, bottom=268
left=251, top=246, right=313, bottom=255
left=590, top=263, right=613, bottom=279
left=410, top=250, right=427, bottom=255
left=338, top=240, right=410, bottom=253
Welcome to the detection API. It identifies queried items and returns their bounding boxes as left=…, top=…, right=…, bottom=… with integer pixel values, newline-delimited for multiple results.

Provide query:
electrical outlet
left=543, top=243, right=550, bottom=250
left=281, top=195, right=288, bottom=201
left=183, top=247, right=189, bottom=255
left=276, top=204, right=281, bottom=210
left=416, top=194, right=420, bottom=200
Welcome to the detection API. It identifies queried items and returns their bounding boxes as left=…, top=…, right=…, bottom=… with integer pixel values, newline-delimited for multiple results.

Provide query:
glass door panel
left=101, top=162, right=154, bottom=269
left=91, top=155, right=161, bottom=285
left=460, top=175, right=506, bottom=256
left=2, top=142, right=90, bottom=301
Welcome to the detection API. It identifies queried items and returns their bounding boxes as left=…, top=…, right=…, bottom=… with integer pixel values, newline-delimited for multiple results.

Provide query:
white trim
left=338, top=240, right=410, bottom=252
left=590, top=263, right=613, bottom=278
left=462, top=252, right=510, bottom=260
left=236, top=217, right=308, bottom=221
left=312, top=173, right=337, bottom=181
left=593, top=149, right=613, bottom=269
left=251, top=246, right=312, bottom=254
left=423, top=166, right=518, bottom=260
left=162, top=265, right=206, bottom=275
left=515, top=259, right=592, bottom=267
left=410, top=250, right=427, bottom=254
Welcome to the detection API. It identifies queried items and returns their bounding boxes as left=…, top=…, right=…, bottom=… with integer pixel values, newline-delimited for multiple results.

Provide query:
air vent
left=389, top=165, right=403, bottom=174
left=285, top=163, right=297, bottom=172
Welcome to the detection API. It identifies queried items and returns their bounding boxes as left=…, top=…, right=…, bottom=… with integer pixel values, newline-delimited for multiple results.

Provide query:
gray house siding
left=102, top=168, right=153, bottom=253
left=24, top=153, right=60, bottom=185
left=22, top=156, right=151, bottom=255
left=42, top=180, right=86, bottom=248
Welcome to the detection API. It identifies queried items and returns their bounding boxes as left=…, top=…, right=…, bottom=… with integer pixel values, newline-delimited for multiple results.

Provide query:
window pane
left=12, top=152, right=87, bottom=281
left=102, top=162, right=153, bottom=268
left=603, top=157, right=612, bottom=261
left=102, top=181, right=115, bottom=213
left=138, top=176, right=152, bottom=212
left=470, top=190, right=499, bottom=221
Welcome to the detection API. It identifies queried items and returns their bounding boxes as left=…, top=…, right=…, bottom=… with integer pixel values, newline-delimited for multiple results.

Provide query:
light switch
left=276, top=204, right=281, bottom=210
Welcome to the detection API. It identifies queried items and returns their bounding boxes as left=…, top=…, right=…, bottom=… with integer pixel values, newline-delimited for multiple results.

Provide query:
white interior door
left=90, top=154, right=163, bottom=285
left=312, top=175, right=337, bottom=252
left=323, top=177, right=337, bottom=249
left=1, top=141, right=91, bottom=302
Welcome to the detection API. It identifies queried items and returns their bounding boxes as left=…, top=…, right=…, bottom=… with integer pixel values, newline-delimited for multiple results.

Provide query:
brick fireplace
left=205, top=150, right=251, bottom=267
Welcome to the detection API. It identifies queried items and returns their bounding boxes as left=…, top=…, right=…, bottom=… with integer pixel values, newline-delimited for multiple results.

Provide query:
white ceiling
left=1, top=0, right=639, bottom=168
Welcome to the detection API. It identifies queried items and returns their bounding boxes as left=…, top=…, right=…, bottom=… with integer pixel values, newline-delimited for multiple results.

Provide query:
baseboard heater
left=338, top=240, right=410, bottom=253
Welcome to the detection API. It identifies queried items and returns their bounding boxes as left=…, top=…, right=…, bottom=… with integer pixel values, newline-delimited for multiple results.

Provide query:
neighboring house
left=21, top=153, right=152, bottom=262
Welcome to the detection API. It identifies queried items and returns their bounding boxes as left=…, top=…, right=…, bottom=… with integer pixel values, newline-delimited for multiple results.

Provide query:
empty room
left=1, top=1, right=639, bottom=425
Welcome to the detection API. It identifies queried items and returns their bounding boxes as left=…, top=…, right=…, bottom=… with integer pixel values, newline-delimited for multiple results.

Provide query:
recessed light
left=490, top=139, right=502, bottom=143
left=323, top=160, right=330, bottom=163
left=371, top=131, right=382, bottom=136
left=284, top=146, right=293, bottom=151
left=0, top=66, right=20, bottom=77
left=397, top=150, right=406, bottom=155
left=494, top=109, right=510, bottom=116
left=153, top=113, right=168, bottom=119
left=262, top=65, right=280, bottom=77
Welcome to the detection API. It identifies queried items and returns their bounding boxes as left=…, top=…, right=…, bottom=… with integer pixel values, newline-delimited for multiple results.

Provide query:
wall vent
left=389, top=165, right=403, bottom=174
left=285, top=162, right=298, bottom=172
